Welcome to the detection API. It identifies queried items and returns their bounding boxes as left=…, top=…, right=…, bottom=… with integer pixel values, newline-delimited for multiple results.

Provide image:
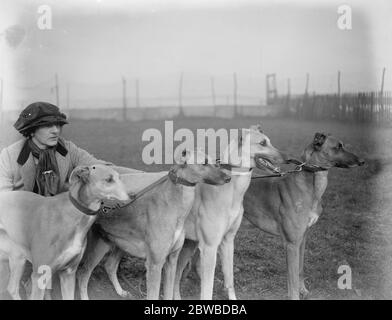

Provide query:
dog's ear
left=312, top=132, right=327, bottom=151
left=249, top=124, right=263, bottom=133
left=69, top=166, right=90, bottom=185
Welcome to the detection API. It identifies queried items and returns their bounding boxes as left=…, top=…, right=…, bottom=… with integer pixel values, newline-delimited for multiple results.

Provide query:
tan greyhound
left=173, top=125, right=286, bottom=300
left=76, top=149, right=231, bottom=300
left=0, top=164, right=130, bottom=300
left=243, top=133, right=364, bottom=299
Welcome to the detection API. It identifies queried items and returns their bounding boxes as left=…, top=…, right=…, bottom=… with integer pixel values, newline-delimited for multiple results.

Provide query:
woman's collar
left=17, top=137, right=68, bottom=165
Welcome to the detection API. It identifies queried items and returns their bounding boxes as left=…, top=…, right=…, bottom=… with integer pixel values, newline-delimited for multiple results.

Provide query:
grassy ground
left=50, top=117, right=392, bottom=299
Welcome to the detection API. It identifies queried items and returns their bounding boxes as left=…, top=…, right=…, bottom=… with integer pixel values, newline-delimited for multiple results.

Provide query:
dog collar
left=69, top=193, right=101, bottom=216
left=68, top=193, right=129, bottom=216
left=168, top=170, right=197, bottom=186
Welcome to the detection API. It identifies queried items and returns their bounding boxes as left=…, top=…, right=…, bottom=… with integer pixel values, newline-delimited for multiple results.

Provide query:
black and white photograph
left=0, top=0, right=391, bottom=304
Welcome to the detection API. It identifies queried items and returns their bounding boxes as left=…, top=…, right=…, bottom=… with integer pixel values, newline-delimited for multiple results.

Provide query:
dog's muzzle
left=254, top=154, right=281, bottom=174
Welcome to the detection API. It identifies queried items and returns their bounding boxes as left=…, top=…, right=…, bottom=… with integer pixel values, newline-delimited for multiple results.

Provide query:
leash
left=251, top=162, right=304, bottom=179
left=251, top=159, right=328, bottom=180
left=69, top=169, right=197, bottom=216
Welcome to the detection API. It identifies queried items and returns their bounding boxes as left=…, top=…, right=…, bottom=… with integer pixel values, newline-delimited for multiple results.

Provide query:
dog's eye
left=260, top=140, right=267, bottom=146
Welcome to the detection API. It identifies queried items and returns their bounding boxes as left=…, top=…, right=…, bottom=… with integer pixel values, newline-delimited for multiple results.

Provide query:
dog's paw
left=119, top=290, right=133, bottom=299
left=299, top=286, right=310, bottom=300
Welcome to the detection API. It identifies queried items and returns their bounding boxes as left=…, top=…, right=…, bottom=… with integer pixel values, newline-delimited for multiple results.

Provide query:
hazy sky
left=1, top=0, right=391, bottom=109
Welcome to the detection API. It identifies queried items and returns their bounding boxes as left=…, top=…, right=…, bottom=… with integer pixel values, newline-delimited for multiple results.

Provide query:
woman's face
left=32, top=123, right=62, bottom=149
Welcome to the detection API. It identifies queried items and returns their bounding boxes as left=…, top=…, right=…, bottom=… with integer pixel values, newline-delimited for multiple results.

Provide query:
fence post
left=286, top=78, right=291, bottom=116
left=233, top=72, right=238, bottom=116
left=178, top=72, right=184, bottom=117
left=135, top=79, right=140, bottom=108
left=122, top=76, right=127, bottom=121
left=380, top=68, right=386, bottom=122
left=211, top=76, right=216, bottom=116
left=66, top=82, right=70, bottom=118
left=54, top=73, right=59, bottom=106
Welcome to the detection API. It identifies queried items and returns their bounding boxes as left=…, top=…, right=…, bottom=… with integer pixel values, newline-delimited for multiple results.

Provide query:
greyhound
left=0, top=164, right=130, bottom=300
left=76, top=149, right=231, bottom=300
left=243, top=132, right=365, bottom=299
left=172, top=125, right=286, bottom=300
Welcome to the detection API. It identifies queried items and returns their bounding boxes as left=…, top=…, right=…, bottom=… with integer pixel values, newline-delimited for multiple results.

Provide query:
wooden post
left=338, top=70, right=343, bottom=120
left=179, top=72, right=184, bottom=117
left=265, top=73, right=278, bottom=105
left=135, top=79, right=140, bottom=108
left=233, top=72, right=238, bottom=116
left=210, top=76, right=216, bottom=107
left=380, top=68, right=386, bottom=122
left=265, top=74, right=269, bottom=105
left=55, top=73, right=59, bottom=106
left=66, top=83, right=70, bottom=118
left=286, top=78, right=291, bottom=115
left=337, top=70, right=341, bottom=97
left=122, top=76, right=127, bottom=121
left=381, top=67, right=386, bottom=94
left=302, top=73, right=309, bottom=119
left=287, top=78, right=291, bottom=97
left=305, top=73, right=309, bottom=95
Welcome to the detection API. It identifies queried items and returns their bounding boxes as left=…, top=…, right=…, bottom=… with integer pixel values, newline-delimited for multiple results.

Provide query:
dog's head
left=173, top=148, right=231, bottom=185
left=235, top=124, right=286, bottom=172
left=302, top=133, right=365, bottom=169
left=69, top=164, right=130, bottom=201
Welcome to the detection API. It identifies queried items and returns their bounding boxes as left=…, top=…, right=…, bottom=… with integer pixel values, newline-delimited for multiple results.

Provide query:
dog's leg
left=219, top=214, right=242, bottom=300
left=0, top=253, right=10, bottom=298
left=30, top=272, right=46, bottom=300
left=104, top=248, right=132, bottom=299
left=163, top=234, right=185, bottom=300
left=163, top=249, right=181, bottom=300
left=145, top=257, right=164, bottom=300
left=77, top=236, right=112, bottom=300
left=7, top=254, right=26, bottom=300
left=199, top=244, right=218, bottom=300
left=219, top=237, right=237, bottom=300
left=59, top=270, right=76, bottom=300
left=299, top=233, right=309, bottom=298
left=174, top=239, right=198, bottom=300
left=286, top=242, right=300, bottom=300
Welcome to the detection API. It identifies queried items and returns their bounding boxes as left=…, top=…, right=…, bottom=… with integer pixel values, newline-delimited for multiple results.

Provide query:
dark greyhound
left=243, top=132, right=365, bottom=300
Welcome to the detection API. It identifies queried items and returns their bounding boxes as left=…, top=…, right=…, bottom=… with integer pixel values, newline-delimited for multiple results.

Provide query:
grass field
left=59, top=116, right=392, bottom=300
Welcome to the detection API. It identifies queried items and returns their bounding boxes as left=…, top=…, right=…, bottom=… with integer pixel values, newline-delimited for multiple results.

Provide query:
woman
left=0, top=101, right=140, bottom=298
left=0, top=101, right=139, bottom=194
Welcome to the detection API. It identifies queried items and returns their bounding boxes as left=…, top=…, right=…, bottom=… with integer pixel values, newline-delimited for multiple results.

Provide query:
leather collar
left=168, top=170, right=197, bottom=186
left=68, top=193, right=101, bottom=216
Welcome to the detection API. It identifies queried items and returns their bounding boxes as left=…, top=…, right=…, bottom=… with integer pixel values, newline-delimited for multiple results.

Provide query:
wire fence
left=0, top=70, right=390, bottom=125
left=275, top=91, right=392, bottom=124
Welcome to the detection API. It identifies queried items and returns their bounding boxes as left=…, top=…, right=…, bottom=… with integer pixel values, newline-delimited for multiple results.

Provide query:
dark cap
left=14, top=102, right=68, bottom=135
